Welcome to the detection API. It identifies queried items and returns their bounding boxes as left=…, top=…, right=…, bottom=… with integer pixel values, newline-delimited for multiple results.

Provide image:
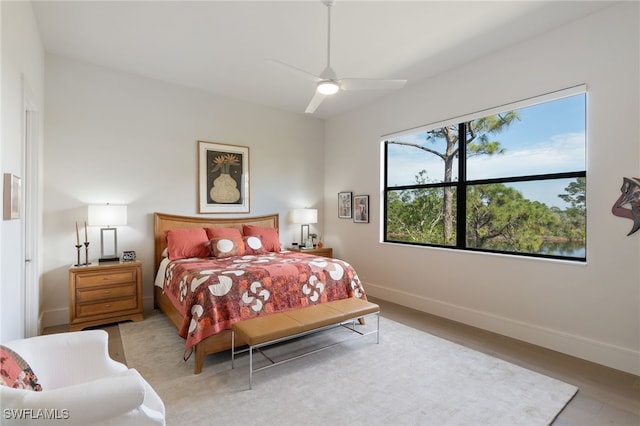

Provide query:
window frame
left=382, top=85, right=587, bottom=261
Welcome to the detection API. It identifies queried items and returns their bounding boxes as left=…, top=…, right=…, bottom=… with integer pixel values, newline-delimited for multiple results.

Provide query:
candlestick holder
left=84, top=242, right=91, bottom=266
left=74, top=244, right=83, bottom=266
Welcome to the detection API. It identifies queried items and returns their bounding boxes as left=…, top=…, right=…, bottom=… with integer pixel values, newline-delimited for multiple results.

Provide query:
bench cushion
left=324, top=298, right=380, bottom=318
left=232, top=298, right=379, bottom=347
left=285, top=304, right=345, bottom=331
left=233, top=314, right=303, bottom=346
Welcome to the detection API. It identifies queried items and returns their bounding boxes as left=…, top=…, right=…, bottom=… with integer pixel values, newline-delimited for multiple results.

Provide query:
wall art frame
left=338, top=191, right=352, bottom=218
left=3, top=173, right=21, bottom=220
left=198, top=141, right=250, bottom=214
left=353, top=194, right=369, bottom=223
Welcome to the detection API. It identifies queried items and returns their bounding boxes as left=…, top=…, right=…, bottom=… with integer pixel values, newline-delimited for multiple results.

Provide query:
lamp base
left=98, top=256, right=120, bottom=263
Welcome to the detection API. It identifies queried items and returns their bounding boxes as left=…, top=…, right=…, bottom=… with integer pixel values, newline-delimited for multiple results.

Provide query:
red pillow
left=208, top=238, right=241, bottom=259
left=205, top=227, right=245, bottom=255
left=165, top=228, right=210, bottom=260
left=242, top=225, right=281, bottom=252
left=243, top=235, right=269, bottom=255
left=0, top=346, right=42, bottom=391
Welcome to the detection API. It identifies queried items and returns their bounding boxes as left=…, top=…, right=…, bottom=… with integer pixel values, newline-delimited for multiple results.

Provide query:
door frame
left=22, top=76, right=41, bottom=337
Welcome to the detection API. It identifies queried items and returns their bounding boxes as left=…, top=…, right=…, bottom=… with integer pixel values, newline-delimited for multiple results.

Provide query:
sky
left=385, top=93, right=586, bottom=209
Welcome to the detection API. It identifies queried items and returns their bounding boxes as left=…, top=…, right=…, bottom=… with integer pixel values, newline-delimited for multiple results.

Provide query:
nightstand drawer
left=77, top=283, right=136, bottom=303
left=77, top=297, right=138, bottom=317
left=76, top=270, right=137, bottom=288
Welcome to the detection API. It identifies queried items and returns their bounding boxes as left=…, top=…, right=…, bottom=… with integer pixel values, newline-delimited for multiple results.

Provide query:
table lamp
left=292, top=208, right=318, bottom=248
left=88, top=204, right=127, bottom=262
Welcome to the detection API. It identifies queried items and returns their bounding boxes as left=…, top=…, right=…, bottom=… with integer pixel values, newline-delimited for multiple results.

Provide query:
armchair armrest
left=4, top=330, right=126, bottom=389
left=1, top=370, right=163, bottom=425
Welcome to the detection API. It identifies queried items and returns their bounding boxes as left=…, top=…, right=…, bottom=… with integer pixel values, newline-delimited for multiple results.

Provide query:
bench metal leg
left=249, top=345, right=253, bottom=389
left=233, top=330, right=254, bottom=389
left=234, top=310, right=380, bottom=390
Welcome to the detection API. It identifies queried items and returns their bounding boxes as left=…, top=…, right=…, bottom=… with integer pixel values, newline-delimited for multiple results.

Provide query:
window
left=383, top=86, right=586, bottom=261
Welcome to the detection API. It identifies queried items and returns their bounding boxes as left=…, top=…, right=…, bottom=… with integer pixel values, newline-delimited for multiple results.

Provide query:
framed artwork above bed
left=198, top=141, right=250, bottom=214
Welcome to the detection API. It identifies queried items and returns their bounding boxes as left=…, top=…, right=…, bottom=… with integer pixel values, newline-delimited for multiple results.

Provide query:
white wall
left=0, top=1, right=45, bottom=343
left=324, top=2, right=639, bottom=375
left=42, top=55, right=325, bottom=326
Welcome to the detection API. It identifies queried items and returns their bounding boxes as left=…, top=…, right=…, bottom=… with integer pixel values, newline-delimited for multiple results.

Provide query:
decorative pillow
left=0, top=346, right=42, bottom=391
left=205, top=227, right=245, bottom=256
left=242, top=225, right=281, bottom=252
left=208, top=238, right=241, bottom=259
left=165, top=228, right=210, bottom=260
left=243, top=235, right=268, bottom=255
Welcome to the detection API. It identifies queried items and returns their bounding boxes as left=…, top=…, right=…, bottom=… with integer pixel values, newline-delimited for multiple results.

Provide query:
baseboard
left=41, top=307, right=68, bottom=328
left=38, top=311, right=44, bottom=335
left=365, top=282, right=640, bottom=376
left=143, top=295, right=155, bottom=312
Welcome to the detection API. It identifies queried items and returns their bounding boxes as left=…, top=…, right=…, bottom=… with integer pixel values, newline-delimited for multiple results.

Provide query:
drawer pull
left=104, top=304, right=111, bottom=308
left=103, top=290, right=111, bottom=294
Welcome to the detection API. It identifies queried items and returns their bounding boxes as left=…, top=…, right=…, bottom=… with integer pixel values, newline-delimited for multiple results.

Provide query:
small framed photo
left=338, top=191, right=352, bottom=218
left=353, top=195, right=369, bottom=223
left=3, top=174, right=21, bottom=220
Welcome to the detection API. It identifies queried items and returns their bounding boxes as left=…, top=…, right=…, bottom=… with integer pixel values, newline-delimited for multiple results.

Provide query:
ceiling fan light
left=317, top=81, right=340, bottom=95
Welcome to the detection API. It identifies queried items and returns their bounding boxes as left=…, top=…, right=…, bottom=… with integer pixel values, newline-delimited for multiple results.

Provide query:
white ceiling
left=31, top=1, right=614, bottom=119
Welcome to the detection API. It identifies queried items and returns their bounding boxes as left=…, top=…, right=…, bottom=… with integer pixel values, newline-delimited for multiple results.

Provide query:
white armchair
left=1, top=329, right=165, bottom=425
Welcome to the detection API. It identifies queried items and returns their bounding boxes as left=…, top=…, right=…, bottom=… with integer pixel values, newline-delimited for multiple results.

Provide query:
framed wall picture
left=198, top=141, right=250, bottom=214
left=338, top=191, right=352, bottom=218
left=3, top=174, right=21, bottom=220
left=353, top=195, right=369, bottom=223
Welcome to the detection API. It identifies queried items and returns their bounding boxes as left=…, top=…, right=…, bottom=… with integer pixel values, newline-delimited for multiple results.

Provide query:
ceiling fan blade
left=266, top=59, right=321, bottom=82
left=271, top=0, right=408, bottom=114
left=339, top=78, right=407, bottom=91
left=305, top=91, right=326, bottom=114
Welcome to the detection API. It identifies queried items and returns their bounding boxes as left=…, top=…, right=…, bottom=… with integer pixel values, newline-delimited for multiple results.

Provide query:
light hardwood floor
left=45, top=297, right=639, bottom=425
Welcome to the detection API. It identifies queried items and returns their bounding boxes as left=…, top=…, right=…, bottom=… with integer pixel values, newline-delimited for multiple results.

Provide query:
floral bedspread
left=161, top=251, right=367, bottom=352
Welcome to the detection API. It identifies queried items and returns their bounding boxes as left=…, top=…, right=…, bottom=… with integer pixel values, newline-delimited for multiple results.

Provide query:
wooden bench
left=231, top=298, right=380, bottom=388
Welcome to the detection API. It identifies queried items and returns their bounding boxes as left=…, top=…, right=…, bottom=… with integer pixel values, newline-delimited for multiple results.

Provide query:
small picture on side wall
left=353, top=195, right=369, bottom=223
left=3, top=173, right=21, bottom=220
left=338, top=191, right=352, bottom=218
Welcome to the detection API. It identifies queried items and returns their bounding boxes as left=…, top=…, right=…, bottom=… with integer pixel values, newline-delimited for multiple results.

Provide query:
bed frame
left=153, top=212, right=279, bottom=374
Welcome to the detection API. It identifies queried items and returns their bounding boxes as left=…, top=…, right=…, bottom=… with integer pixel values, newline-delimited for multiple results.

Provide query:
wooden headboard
left=153, top=212, right=279, bottom=270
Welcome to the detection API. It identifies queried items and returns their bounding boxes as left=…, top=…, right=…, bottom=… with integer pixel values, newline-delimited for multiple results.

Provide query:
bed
left=153, top=212, right=367, bottom=374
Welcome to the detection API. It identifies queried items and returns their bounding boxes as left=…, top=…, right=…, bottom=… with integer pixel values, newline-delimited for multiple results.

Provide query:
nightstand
left=289, top=247, right=333, bottom=258
left=69, top=261, right=143, bottom=331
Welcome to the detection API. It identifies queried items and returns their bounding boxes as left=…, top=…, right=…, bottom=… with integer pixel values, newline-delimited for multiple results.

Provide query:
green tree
left=466, top=184, right=560, bottom=252
left=558, top=177, right=586, bottom=213
left=557, top=177, right=587, bottom=240
left=387, top=112, right=518, bottom=244
left=386, top=171, right=449, bottom=243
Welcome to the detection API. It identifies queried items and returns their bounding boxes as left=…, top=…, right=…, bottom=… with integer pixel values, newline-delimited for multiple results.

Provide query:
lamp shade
left=292, top=208, right=318, bottom=224
left=88, top=205, right=127, bottom=227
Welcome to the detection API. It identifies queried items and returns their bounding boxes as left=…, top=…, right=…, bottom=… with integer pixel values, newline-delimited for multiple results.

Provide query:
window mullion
left=383, top=141, right=389, bottom=241
left=457, top=122, right=467, bottom=249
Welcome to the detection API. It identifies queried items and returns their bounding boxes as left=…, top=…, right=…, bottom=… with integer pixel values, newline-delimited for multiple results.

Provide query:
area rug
left=119, top=312, right=577, bottom=426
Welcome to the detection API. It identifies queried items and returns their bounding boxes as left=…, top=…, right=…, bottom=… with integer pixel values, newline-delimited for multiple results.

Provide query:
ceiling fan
left=270, top=0, right=407, bottom=114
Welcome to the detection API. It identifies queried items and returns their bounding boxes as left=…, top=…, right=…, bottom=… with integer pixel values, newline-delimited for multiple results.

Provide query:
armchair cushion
left=1, top=330, right=165, bottom=425
left=0, top=346, right=42, bottom=391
